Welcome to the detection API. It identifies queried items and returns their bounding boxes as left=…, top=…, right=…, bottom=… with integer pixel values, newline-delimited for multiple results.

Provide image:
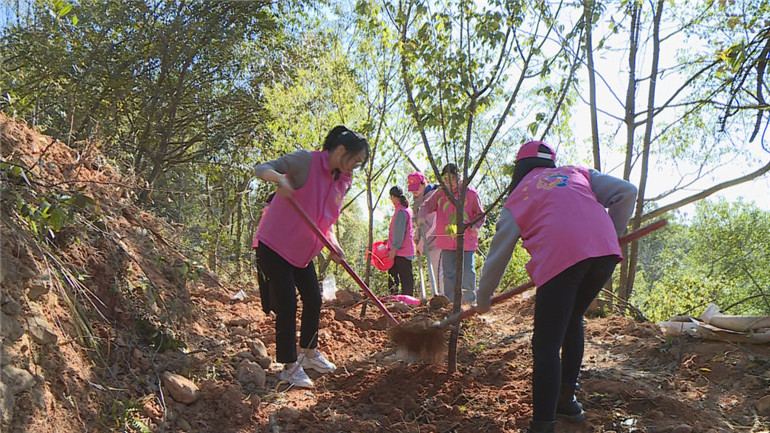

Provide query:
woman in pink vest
left=419, top=163, right=486, bottom=304
left=254, top=126, right=369, bottom=389
left=476, top=141, right=637, bottom=433
left=386, top=186, right=416, bottom=296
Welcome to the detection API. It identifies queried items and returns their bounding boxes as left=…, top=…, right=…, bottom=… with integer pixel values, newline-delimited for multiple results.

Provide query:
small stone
left=161, top=371, right=200, bottom=404
left=1, top=381, right=15, bottom=425
left=1, top=365, right=35, bottom=394
left=671, top=424, right=693, bottom=433
left=1, top=296, right=21, bottom=316
left=389, top=302, right=411, bottom=313
left=26, top=277, right=51, bottom=301
left=756, top=395, right=770, bottom=414
left=27, top=316, right=58, bottom=345
left=226, top=317, right=250, bottom=327
left=0, top=313, right=24, bottom=341
left=470, top=366, right=486, bottom=376
left=176, top=418, right=192, bottom=431
left=230, top=327, right=249, bottom=337
left=236, top=360, right=266, bottom=388
left=334, top=290, right=355, bottom=305
left=234, top=350, right=256, bottom=362
left=279, top=406, right=301, bottom=423
left=247, top=339, right=269, bottom=358
left=256, top=356, right=271, bottom=370
left=429, top=295, right=450, bottom=310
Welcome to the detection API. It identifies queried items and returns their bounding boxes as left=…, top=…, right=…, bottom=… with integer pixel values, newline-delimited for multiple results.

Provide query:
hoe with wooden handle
left=286, top=195, right=399, bottom=326
left=389, top=219, right=668, bottom=361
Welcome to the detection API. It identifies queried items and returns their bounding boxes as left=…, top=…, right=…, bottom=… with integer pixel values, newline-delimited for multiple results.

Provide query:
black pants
left=255, top=246, right=271, bottom=315
left=531, top=255, right=619, bottom=422
left=388, top=256, right=415, bottom=296
left=256, top=243, right=322, bottom=364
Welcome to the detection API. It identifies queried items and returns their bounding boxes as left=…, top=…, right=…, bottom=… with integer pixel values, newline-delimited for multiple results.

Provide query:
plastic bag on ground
left=322, top=273, right=337, bottom=301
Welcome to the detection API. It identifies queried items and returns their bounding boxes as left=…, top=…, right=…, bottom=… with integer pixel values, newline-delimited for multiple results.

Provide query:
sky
left=396, top=2, right=770, bottom=216
left=560, top=2, right=770, bottom=214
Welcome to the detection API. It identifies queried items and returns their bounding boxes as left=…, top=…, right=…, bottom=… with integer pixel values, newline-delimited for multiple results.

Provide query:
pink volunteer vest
left=434, top=187, right=483, bottom=251
left=505, top=165, right=621, bottom=287
left=256, top=151, right=351, bottom=268
left=388, top=205, right=416, bottom=257
left=252, top=206, right=270, bottom=249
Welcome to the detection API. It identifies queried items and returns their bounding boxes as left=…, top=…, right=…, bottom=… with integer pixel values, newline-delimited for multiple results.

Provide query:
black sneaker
left=525, top=421, right=555, bottom=433
left=555, top=395, right=585, bottom=423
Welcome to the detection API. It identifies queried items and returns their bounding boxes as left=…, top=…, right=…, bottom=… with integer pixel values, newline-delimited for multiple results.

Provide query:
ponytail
left=389, top=186, right=409, bottom=208
left=322, top=126, right=350, bottom=151
left=509, top=153, right=556, bottom=193
left=322, top=125, right=370, bottom=167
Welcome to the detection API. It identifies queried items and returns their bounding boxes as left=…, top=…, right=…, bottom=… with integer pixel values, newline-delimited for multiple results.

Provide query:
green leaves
left=17, top=191, right=97, bottom=239
left=632, top=199, right=770, bottom=320
left=528, top=122, right=539, bottom=137
left=3, top=0, right=292, bottom=204
left=1, top=161, right=32, bottom=186
left=51, top=0, right=72, bottom=18
left=2, top=159, right=98, bottom=241
left=717, top=42, right=747, bottom=72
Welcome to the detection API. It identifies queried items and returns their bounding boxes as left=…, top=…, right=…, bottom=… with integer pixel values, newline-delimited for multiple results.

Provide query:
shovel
left=286, top=195, right=399, bottom=325
left=390, top=219, right=668, bottom=360
left=420, top=227, right=439, bottom=297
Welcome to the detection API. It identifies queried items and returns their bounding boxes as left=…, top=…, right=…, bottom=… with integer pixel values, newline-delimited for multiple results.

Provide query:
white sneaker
left=279, top=364, right=314, bottom=388
left=300, top=349, right=337, bottom=373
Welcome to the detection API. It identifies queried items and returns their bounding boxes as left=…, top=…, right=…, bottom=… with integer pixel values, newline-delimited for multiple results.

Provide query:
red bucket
left=367, top=241, right=394, bottom=271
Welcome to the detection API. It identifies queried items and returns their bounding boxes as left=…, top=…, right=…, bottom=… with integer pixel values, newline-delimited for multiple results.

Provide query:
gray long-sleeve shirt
left=476, top=169, right=637, bottom=307
left=390, top=209, right=409, bottom=253
left=254, top=150, right=313, bottom=189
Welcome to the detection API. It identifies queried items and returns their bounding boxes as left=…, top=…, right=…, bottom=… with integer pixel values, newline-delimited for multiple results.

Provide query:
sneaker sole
left=301, top=364, right=335, bottom=374
left=279, top=375, right=314, bottom=388
left=556, top=411, right=586, bottom=423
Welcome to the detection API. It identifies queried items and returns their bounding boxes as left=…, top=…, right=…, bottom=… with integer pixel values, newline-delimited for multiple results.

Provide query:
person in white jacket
left=407, top=171, right=443, bottom=296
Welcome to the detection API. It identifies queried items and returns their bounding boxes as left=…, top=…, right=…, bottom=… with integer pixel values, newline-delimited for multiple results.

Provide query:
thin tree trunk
left=622, top=0, right=665, bottom=303
left=584, top=0, right=601, bottom=171
left=360, top=176, right=374, bottom=319
left=448, top=217, right=465, bottom=374
left=235, top=194, right=243, bottom=276
left=584, top=0, right=607, bottom=313
left=618, top=1, right=641, bottom=306
left=208, top=233, right=219, bottom=272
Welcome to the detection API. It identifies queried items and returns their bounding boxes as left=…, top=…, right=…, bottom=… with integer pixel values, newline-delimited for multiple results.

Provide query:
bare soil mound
left=1, top=113, right=768, bottom=433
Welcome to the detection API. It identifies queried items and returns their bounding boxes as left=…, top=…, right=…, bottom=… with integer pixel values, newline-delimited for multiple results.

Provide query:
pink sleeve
left=468, top=190, right=486, bottom=228
left=419, top=190, right=440, bottom=221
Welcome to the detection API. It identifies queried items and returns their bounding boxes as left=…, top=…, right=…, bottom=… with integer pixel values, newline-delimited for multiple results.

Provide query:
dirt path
left=172, top=284, right=770, bottom=433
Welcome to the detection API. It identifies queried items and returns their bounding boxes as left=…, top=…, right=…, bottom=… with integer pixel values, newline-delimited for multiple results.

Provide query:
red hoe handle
left=440, top=219, right=669, bottom=328
left=286, top=195, right=399, bottom=325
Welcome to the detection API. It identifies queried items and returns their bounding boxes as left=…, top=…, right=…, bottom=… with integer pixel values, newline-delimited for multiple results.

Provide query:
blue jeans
left=441, top=250, right=476, bottom=303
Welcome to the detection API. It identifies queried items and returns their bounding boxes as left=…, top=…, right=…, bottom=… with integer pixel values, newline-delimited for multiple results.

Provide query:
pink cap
left=516, top=141, right=556, bottom=162
left=407, top=171, right=426, bottom=192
